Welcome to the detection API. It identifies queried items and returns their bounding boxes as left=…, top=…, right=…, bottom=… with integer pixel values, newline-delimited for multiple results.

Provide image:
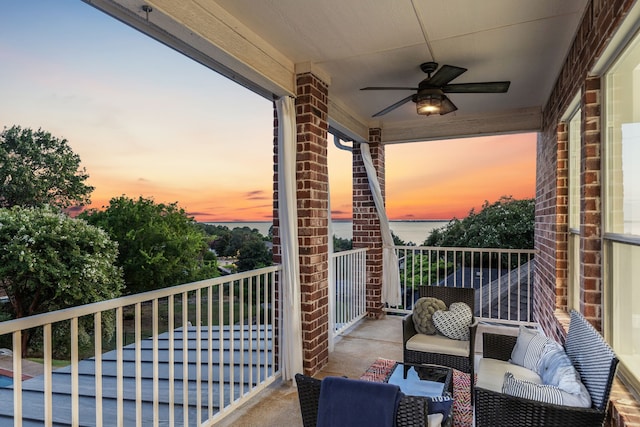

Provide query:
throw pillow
left=502, top=372, right=563, bottom=405
left=432, top=302, right=472, bottom=341
left=502, top=372, right=591, bottom=408
left=412, top=297, right=447, bottom=335
left=538, top=341, right=591, bottom=405
left=510, top=325, right=550, bottom=371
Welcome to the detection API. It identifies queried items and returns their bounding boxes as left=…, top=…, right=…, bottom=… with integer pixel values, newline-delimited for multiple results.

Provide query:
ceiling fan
left=361, top=62, right=510, bottom=117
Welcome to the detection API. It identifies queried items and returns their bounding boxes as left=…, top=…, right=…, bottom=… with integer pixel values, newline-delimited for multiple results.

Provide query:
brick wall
left=352, top=129, right=385, bottom=318
left=536, top=0, right=639, bottom=424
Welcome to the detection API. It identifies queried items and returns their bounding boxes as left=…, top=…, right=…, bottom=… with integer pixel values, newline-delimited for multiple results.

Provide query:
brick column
left=581, top=76, right=602, bottom=329
left=273, top=72, right=331, bottom=376
left=556, top=122, right=569, bottom=312
left=352, top=129, right=385, bottom=318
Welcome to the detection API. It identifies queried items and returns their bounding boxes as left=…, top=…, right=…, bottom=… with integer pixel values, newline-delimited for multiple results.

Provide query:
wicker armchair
left=294, top=373, right=428, bottom=427
left=402, top=286, right=478, bottom=379
left=474, top=310, right=619, bottom=427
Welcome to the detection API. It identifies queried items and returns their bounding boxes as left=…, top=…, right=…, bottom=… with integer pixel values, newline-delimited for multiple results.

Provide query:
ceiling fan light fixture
left=439, top=95, right=458, bottom=115
left=416, top=89, right=445, bottom=116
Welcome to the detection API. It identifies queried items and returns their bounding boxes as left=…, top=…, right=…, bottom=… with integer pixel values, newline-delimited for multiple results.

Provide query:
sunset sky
left=0, top=1, right=535, bottom=222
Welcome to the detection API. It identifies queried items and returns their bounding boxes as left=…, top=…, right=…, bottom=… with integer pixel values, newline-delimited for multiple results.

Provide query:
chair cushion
left=502, top=372, right=592, bottom=408
left=406, top=332, right=469, bottom=357
left=476, top=358, right=542, bottom=393
left=412, top=297, right=447, bottom=335
left=510, top=325, right=550, bottom=371
left=432, top=302, right=472, bottom=341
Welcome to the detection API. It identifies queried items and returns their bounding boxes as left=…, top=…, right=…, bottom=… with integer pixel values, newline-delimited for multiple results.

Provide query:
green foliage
left=199, top=224, right=272, bottom=272
left=236, top=238, right=272, bottom=272
left=0, top=205, right=123, bottom=357
left=333, top=235, right=353, bottom=252
left=0, top=126, right=94, bottom=209
left=424, top=196, right=534, bottom=249
left=402, top=252, right=454, bottom=289
left=81, top=196, right=218, bottom=294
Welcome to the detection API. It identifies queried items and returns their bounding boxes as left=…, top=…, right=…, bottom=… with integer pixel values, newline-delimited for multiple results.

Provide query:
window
left=568, top=108, right=581, bottom=311
left=604, top=30, right=640, bottom=388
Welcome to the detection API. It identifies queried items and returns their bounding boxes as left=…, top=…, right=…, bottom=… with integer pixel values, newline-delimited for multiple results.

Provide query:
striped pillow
left=510, top=325, right=550, bottom=371
left=502, top=372, right=563, bottom=405
left=502, top=372, right=592, bottom=408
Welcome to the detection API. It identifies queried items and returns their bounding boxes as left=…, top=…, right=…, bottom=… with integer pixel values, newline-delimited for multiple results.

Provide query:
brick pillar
left=276, top=72, right=329, bottom=375
left=556, top=122, right=569, bottom=312
left=581, top=76, right=602, bottom=329
left=352, top=129, right=385, bottom=318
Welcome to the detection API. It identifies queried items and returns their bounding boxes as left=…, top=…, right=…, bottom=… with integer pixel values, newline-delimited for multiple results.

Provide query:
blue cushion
left=317, top=376, right=402, bottom=427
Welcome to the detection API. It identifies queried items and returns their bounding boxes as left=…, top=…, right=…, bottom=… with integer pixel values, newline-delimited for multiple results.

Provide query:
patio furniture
left=295, top=373, right=428, bottom=427
left=402, top=285, right=478, bottom=382
left=474, top=310, right=619, bottom=427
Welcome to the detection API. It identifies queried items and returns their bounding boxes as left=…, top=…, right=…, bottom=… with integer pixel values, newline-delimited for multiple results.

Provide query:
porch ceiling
left=84, top=0, right=588, bottom=143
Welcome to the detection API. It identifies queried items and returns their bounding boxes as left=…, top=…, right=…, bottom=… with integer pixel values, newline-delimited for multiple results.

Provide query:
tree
left=424, top=196, right=535, bottom=249
left=0, top=126, right=94, bottom=209
left=236, top=237, right=272, bottom=271
left=81, top=196, right=218, bottom=294
left=0, top=205, right=123, bottom=356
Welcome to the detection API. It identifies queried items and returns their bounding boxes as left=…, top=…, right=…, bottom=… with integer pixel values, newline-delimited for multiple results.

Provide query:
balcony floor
left=217, top=313, right=405, bottom=427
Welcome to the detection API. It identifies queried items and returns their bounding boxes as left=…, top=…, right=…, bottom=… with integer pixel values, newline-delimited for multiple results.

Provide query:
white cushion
left=476, top=358, right=542, bottom=393
left=510, top=325, right=550, bottom=371
left=432, top=302, right=472, bottom=341
left=406, top=333, right=469, bottom=357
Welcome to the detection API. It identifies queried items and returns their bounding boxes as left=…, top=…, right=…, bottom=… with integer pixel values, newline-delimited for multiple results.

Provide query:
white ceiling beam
left=85, top=0, right=296, bottom=98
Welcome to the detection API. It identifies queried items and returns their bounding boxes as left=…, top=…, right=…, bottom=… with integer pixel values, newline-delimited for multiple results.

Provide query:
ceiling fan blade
left=426, top=65, right=467, bottom=86
left=371, top=94, right=414, bottom=117
left=361, top=86, right=418, bottom=91
left=443, top=81, right=510, bottom=93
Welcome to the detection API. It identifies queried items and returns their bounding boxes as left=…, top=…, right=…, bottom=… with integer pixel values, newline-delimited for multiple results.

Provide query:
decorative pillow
left=412, top=297, right=447, bottom=335
left=538, top=340, right=591, bottom=403
left=432, top=302, right=472, bottom=341
left=425, top=394, right=454, bottom=418
left=510, top=325, right=550, bottom=371
left=502, top=372, right=591, bottom=408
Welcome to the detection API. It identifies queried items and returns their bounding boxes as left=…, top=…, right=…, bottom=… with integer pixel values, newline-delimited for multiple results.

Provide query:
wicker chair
left=474, top=310, right=619, bottom=427
left=402, top=285, right=478, bottom=380
left=294, top=373, right=428, bottom=427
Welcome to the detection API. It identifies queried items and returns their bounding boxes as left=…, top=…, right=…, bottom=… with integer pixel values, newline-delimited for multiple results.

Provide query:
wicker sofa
left=402, top=285, right=478, bottom=379
left=294, top=373, right=431, bottom=427
left=474, top=310, right=619, bottom=427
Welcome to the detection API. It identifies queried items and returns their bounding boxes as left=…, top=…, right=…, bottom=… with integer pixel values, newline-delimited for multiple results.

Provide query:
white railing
left=391, top=246, right=537, bottom=323
left=331, top=248, right=368, bottom=338
left=0, top=266, right=281, bottom=427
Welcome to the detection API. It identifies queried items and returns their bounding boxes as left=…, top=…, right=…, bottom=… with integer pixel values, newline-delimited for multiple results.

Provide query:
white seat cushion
left=406, top=333, right=469, bottom=357
left=476, top=358, right=542, bottom=393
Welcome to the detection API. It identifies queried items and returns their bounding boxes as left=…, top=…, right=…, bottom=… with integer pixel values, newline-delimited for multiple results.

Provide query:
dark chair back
left=418, top=285, right=475, bottom=314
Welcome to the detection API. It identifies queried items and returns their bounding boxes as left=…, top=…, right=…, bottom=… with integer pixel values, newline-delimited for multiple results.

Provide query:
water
left=206, top=220, right=449, bottom=245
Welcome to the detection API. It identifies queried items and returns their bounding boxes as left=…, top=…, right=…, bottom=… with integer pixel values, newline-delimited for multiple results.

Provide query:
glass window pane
left=610, top=241, right=640, bottom=377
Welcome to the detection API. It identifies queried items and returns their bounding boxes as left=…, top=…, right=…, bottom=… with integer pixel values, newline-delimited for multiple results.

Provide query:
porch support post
left=353, top=129, right=386, bottom=318
left=274, top=71, right=330, bottom=375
